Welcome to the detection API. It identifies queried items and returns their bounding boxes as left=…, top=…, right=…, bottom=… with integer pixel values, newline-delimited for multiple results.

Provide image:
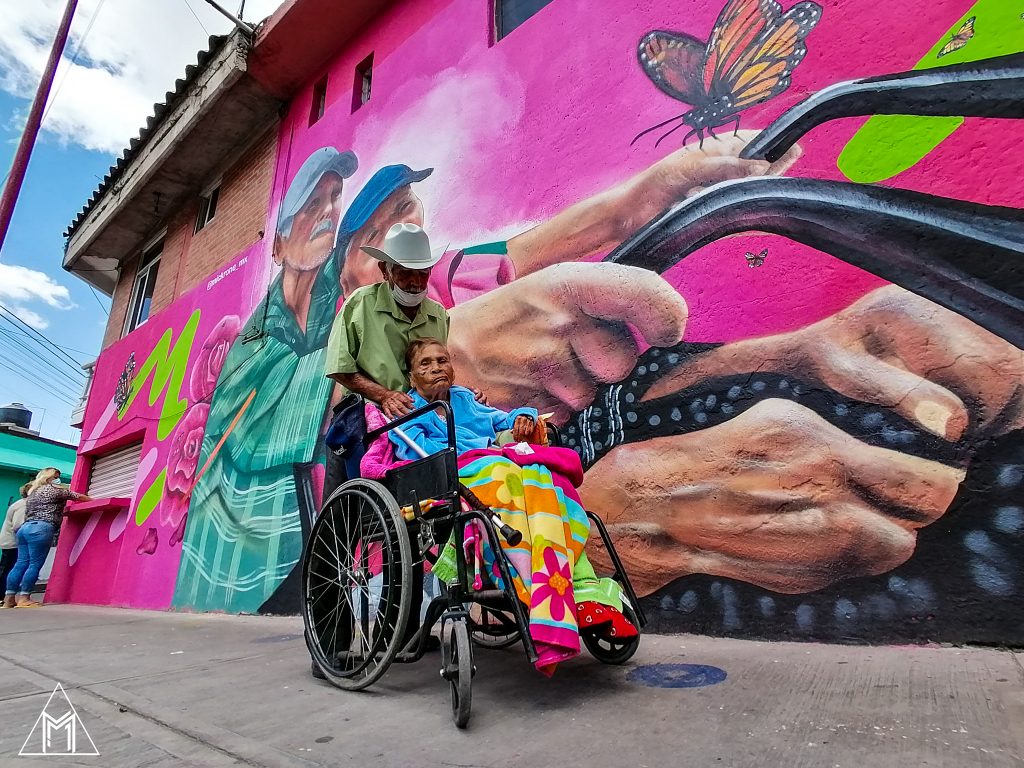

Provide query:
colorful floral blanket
left=433, top=446, right=621, bottom=675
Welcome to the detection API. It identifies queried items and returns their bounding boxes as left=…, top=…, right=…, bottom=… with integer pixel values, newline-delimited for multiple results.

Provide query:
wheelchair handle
left=459, top=485, right=524, bottom=547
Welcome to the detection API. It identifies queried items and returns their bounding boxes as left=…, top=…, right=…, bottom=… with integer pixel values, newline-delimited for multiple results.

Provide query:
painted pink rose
left=189, top=315, right=241, bottom=403
left=137, top=527, right=158, bottom=556
left=170, top=512, right=188, bottom=547
left=166, top=403, right=210, bottom=495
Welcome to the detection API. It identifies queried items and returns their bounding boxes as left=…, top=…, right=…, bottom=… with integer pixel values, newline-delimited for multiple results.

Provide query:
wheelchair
left=301, top=400, right=646, bottom=728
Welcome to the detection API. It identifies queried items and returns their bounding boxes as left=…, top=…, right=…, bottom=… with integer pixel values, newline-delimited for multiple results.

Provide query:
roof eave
left=64, top=31, right=282, bottom=294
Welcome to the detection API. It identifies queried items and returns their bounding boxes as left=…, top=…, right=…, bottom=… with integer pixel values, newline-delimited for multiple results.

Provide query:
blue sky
left=0, top=90, right=114, bottom=444
left=0, top=0, right=282, bottom=444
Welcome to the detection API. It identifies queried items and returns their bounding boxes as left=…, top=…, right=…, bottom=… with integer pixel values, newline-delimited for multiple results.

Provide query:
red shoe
left=604, top=606, right=639, bottom=639
left=576, top=601, right=613, bottom=633
left=577, top=601, right=637, bottom=639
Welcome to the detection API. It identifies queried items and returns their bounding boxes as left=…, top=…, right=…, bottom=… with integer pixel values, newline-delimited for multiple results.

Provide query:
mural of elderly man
left=173, top=147, right=356, bottom=613
left=173, top=136, right=778, bottom=614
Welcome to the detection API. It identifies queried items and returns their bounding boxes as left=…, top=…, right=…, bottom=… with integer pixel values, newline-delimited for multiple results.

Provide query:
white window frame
left=194, top=180, right=222, bottom=233
left=123, top=234, right=164, bottom=336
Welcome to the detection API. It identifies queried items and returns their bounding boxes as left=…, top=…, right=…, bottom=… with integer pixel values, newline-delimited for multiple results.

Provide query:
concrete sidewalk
left=0, top=606, right=1021, bottom=767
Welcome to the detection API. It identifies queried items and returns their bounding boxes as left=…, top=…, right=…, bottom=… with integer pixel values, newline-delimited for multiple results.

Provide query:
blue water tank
left=0, top=402, right=31, bottom=429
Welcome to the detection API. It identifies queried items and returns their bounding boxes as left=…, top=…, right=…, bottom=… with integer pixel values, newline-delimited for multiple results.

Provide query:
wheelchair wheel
left=302, top=479, right=412, bottom=691
left=443, top=618, right=473, bottom=728
left=469, top=605, right=521, bottom=650
left=582, top=601, right=641, bottom=665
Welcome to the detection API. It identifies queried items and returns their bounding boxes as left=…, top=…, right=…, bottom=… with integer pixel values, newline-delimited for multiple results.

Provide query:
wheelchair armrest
left=366, top=400, right=457, bottom=454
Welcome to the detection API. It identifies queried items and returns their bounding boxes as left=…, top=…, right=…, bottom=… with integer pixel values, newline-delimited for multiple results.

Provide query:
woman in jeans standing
left=0, top=483, right=31, bottom=598
left=3, top=468, right=91, bottom=608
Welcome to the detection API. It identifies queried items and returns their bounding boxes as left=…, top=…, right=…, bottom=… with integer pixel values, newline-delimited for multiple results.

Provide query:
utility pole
left=0, top=0, right=78, bottom=255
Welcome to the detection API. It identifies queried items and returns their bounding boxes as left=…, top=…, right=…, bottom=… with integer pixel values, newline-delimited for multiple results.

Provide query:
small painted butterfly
left=937, top=16, right=975, bottom=58
left=634, top=0, right=823, bottom=147
left=745, top=248, right=768, bottom=268
left=114, top=352, right=136, bottom=411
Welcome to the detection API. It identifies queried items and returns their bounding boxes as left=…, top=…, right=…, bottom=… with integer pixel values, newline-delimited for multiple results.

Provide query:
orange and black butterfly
left=634, top=0, right=822, bottom=147
left=937, top=16, right=975, bottom=58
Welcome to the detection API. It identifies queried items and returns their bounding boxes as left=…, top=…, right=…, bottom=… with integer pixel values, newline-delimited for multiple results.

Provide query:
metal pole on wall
left=0, top=0, right=78, bottom=256
left=202, top=0, right=254, bottom=36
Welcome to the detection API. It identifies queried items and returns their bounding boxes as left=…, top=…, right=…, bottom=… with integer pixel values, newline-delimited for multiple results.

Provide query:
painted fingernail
left=914, top=401, right=954, bottom=439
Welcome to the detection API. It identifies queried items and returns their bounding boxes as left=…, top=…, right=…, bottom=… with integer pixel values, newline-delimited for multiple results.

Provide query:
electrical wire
left=40, top=0, right=109, bottom=129
left=0, top=319, right=94, bottom=357
left=0, top=325, right=86, bottom=387
left=0, top=320, right=87, bottom=400
left=87, top=284, right=109, bottom=316
left=0, top=328, right=86, bottom=393
left=0, top=317, right=87, bottom=387
left=0, top=346, right=80, bottom=406
left=183, top=0, right=211, bottom=35
left=0, top=305, right=88, bottom=376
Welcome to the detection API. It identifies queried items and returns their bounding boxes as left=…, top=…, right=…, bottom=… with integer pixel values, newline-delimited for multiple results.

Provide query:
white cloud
left=3, top=304, right=49, bottom=330
left=0, top=0, right=286, bottom=154
left=0, top=262, right=76, bottom=329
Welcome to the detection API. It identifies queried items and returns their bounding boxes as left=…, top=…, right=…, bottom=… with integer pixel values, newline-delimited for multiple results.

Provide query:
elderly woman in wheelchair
left=302, top=337, right=644, bottom=727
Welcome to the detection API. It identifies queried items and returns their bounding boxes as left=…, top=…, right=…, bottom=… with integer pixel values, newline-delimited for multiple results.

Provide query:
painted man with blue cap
left=174, top=147, right=357, bottom=614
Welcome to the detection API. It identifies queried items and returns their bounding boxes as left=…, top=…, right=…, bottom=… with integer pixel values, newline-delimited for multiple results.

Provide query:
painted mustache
left=309, top=218, right=334, bottom=241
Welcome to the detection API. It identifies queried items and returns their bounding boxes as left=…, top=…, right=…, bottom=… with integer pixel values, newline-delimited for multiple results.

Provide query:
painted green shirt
left=174, top=257, right=341, bottom=613
left=325, top=281, right=449, bottom=392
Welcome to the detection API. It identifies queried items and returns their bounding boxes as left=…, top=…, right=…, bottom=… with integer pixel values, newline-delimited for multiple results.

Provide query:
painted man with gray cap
left=173, top=147, right=358, bottom=615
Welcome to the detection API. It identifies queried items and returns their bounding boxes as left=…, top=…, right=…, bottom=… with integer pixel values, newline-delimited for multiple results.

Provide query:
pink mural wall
left=47, top=244, right=267, bottom=609
left=55, top=0, right=1024, bottom=642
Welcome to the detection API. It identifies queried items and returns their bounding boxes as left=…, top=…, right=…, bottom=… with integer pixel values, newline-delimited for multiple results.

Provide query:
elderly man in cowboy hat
left=325, top=222, right=450, bottom=417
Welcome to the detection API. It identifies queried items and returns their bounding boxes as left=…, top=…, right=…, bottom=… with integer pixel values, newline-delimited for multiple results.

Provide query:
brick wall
left=181, top=127, right=278, bottom=296
left=100, top=124, right=278, bottom=350
left=101, top=256, right=137, bottom=349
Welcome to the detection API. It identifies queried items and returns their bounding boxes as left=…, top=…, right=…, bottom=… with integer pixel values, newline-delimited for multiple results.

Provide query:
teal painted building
left=0, top=426, right=77, bottom=510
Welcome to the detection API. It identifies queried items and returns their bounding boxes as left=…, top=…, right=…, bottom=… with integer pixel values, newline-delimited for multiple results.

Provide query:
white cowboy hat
left=360, top=223, right=445, bottom=269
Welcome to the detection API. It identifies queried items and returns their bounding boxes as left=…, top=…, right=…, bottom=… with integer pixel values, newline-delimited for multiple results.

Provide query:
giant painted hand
left=580, top=398, right=965, bottom=596
left=506, top=132, right=801, bottom=277
left=447, top=262, right=689, bottom=422
left=645, top=285, right=1024, bottom=441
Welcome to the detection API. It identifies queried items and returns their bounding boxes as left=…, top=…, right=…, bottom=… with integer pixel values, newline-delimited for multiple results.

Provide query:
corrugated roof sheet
left=63, top=34, right=231, bottom=240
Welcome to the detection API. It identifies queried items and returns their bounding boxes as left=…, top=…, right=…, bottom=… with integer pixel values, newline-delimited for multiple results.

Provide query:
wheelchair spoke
left=303, top=480, right=413, bottom=689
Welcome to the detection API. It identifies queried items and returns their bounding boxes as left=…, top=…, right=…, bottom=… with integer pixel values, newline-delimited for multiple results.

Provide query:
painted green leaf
left=838, top=0, right=1024, bottom=183
left=117, top=309, right=201, bottom=441
left=135, top=469, right=166, bottom=526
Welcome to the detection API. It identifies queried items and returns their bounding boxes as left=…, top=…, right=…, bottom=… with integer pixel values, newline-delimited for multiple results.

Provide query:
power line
left=183, top=0, right=210, bottom=35
left=0, top=317, right=94, bottom=357
left=87, top=284, right=109, bottom=316
left=0, top=350, right=79, bottom=406
left=40, top=0, right=108, bottom=129
left=0, top=311, right=87, bottom=377
left=0, top=304, right=87, bottom=376
left=0, top=327, right=87, bottom=393
left=0, top=313, right=86, bottom=385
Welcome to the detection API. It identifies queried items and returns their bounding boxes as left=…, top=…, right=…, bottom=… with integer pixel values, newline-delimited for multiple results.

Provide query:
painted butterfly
left=937, top=16, right=975, bottom=58
left=745, top=248, right=768, bottom=268
left=114, top=352, right=136, bottom=411
left=633, top=0, right=823, bottom=148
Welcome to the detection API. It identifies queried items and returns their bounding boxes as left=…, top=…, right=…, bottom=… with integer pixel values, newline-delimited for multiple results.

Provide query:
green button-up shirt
left=325, top=281, right=450, bottom=392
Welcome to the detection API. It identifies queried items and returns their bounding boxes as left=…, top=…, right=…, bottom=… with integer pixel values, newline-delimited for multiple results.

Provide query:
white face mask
left=391, top=283, right=426, bottom=307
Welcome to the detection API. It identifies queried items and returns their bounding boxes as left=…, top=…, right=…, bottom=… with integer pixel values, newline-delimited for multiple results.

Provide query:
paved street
left=0, top=605, right=1021, bottom=767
